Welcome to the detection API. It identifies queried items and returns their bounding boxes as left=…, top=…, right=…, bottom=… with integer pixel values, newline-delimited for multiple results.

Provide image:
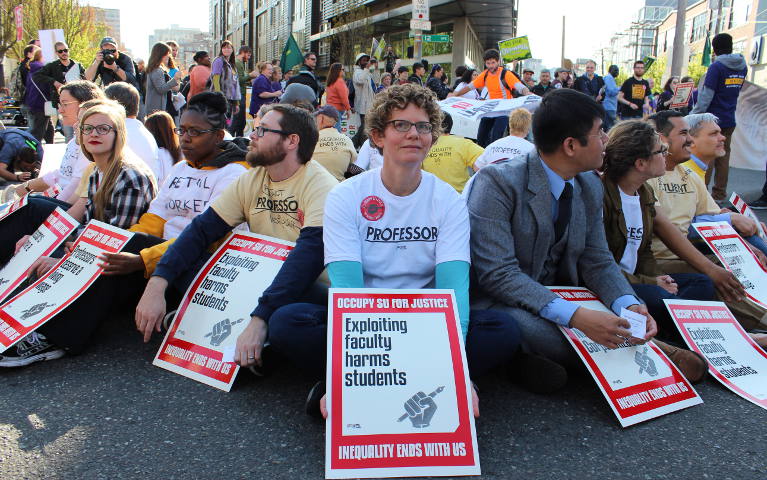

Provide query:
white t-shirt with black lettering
left=148, top=161, right=247, bottom=239
left=474, top=135, right=535, bottom=170
left=323, top=168, right=469, bottom=288
left=618, top=189, right=643, bottom=275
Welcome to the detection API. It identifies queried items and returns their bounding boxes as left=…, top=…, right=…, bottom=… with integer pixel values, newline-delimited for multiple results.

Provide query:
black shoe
left=509, top=353, right=568, bottom=394
left=0, top=332, right=65, bottom=368
left=749, top=197, right=767, bottom=210
left=305, top=380, right=326, bottom=418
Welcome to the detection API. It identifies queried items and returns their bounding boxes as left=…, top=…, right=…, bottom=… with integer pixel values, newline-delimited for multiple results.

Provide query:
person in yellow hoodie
left=1, top=92, right=248, bottom=365
left=421, top=112, right=484, bottom=192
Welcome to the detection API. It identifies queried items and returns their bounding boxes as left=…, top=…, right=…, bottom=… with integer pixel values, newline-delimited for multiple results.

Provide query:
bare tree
left=329, top=0, right=372, bottom=68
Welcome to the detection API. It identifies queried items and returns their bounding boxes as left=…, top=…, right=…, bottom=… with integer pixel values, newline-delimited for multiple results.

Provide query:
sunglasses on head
left=57, top=48, right=69, bottom=53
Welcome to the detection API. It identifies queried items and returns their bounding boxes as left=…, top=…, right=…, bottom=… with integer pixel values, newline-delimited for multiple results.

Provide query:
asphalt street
left=1, top=168, right=766, bottom=480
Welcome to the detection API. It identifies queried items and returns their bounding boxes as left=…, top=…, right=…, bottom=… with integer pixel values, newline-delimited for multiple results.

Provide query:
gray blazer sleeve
left=468, top=166, right=559, bottom=313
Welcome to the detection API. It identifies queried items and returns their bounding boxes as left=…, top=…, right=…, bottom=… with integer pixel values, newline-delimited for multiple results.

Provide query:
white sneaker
left=0, top=332, right=65, bottom=367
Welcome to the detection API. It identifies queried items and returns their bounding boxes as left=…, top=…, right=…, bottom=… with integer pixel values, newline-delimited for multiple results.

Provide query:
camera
left=102, top=49, right=116, bottom=65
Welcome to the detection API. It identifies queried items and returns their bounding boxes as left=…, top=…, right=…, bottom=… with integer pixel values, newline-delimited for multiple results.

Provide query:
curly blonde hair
left=365, top=83, right=443, bottom=153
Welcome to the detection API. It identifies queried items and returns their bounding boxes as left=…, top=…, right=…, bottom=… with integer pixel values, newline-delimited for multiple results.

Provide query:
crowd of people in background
left=0, top=32, right=765, bottom=424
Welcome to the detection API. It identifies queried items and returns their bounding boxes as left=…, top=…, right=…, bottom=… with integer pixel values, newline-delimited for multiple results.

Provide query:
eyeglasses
left=253, top=126, right=291, bottom=137
left=103, top=49, right=117, bottom=54
left=57, top=49, right=69, bottom=53
left=59, top=100, right=78, bottom=109
left=81, top=124, right=115, bottom=136
left=385, top=120, right=433, bottom=134
left=586, top=130, right=609, bottom=142
left=174, top=127, right=215, bottom=137
left=651, top=147, right=669, bottom=157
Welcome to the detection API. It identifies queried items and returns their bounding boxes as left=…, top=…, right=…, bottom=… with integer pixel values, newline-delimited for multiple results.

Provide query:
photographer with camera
left=85, top=37, right=138, bottom=89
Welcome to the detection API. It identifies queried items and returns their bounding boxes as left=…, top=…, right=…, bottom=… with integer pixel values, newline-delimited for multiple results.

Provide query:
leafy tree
left=0, top=1, right=106, bottom=85
left=645, top=55, right=666, bottom=92
left=685, top=53, right=709, bottom=85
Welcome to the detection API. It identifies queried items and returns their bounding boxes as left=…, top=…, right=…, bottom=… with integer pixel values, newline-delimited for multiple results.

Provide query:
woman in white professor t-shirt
left=265, top=84, right=522, bottom=419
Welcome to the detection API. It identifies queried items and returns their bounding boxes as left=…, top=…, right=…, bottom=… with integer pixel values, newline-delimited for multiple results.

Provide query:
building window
left=728, top=0, right=750, bottom=29
left=690, top=12, right=707, bottom=42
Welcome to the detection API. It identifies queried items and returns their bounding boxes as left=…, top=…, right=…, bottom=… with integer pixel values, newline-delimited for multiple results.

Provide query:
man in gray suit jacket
left=467, top=89, right=657, bottom=390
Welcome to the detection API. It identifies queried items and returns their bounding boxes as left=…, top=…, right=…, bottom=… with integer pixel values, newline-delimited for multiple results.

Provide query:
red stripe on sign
left=76, top=224, right=130, bottom=252
left=156, top=336, right=235, bottom=383
left=550, top=288, right=599, bottom=301
left=227, top=233, right=294, bottom=260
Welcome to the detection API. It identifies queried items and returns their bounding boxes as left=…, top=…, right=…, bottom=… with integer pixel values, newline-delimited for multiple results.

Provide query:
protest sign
left=549, top=287, right=702, bottom=427
left=39, top=184, right=62, bottom=198
left=691, top=221, right=767, bottom=309
left=664, top=300, right=767, bottom=410
left=153, top=232, right=293, bottom=391
left=730, top=81, right=767, bottom=171
left=38, top=29, right=65, bottom=63
left=0, top=221, right=132, bottom=350
left=340, top=112, right=360, bottom=139
left=0, top=195, right=29, bottom=224
left=729, top=192, right=767, bottom=239
left=0, top=208, right=78, bottom=304
left=498, top=36, right=532, bottom=63
left=438, top=95, right=541, bottom=123
left=670, top=81, right=694, bottom=108
left=326, top=289, right=480, bottom=479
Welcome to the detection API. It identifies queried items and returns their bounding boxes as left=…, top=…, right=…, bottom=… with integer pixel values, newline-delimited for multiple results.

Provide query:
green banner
left=498, top=35, right=532, bottom=63
left=280, top=34, right=304, bottom=74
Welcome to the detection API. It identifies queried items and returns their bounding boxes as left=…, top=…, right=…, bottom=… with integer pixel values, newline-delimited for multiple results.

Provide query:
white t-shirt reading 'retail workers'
left=148, top=161, right=247, bottom=239
left=618, top=189, right=643, bottom=275
left=474, top=135, right=535, bottom=170
left=323, top=168, right=470, bottom=289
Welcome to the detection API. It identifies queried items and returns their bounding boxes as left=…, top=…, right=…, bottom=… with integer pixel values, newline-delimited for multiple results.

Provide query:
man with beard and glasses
left=135, top=104, right=338, bottom=370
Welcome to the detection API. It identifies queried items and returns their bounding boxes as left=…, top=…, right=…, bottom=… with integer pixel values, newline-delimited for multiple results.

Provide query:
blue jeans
left=603, top=109, right=617, bottom=131
left=631, top=273, right=716, bottom=343
left=268, top=305, right=521, bottom=379
left=477, top=116, right=508, bottom=148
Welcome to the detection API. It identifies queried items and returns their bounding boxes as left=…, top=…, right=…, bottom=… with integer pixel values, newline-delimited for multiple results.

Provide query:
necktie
left=554, top=182, right=573, bottom=241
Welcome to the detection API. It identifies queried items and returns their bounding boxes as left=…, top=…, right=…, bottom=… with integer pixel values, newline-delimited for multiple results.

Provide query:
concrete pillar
left=451, top=17, right=468, bottom=70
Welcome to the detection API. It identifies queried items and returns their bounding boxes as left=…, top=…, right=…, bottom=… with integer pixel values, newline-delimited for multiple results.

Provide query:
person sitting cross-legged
left=264, top=84, right=523, bottom=418
left=467, top=89, right=658, bottom=392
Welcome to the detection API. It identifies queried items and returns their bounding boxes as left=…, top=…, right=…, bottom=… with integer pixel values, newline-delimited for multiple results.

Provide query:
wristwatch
left=24, top=181, right=32, bottom=193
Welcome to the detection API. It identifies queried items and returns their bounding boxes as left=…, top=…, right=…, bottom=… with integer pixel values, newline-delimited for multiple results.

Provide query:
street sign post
left=410, top=19, right=431, bottom=31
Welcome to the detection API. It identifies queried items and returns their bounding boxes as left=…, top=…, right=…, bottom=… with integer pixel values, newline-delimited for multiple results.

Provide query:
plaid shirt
left=85, top=161, right=157, bottom=229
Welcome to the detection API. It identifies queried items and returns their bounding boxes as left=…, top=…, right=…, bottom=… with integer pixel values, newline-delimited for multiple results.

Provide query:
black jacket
left=92, top=52, right=138, bottom=89
left=426, top=76, right=451, bottom=100
left=33, top=60, right=85, bottom=106
left=408, top=75, right=423, bottom=86
left=531, top=82, right=555, bottom=97
left=286, top=64, right=321, bottom=102
left=574, top=74, right=604, bottom=99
